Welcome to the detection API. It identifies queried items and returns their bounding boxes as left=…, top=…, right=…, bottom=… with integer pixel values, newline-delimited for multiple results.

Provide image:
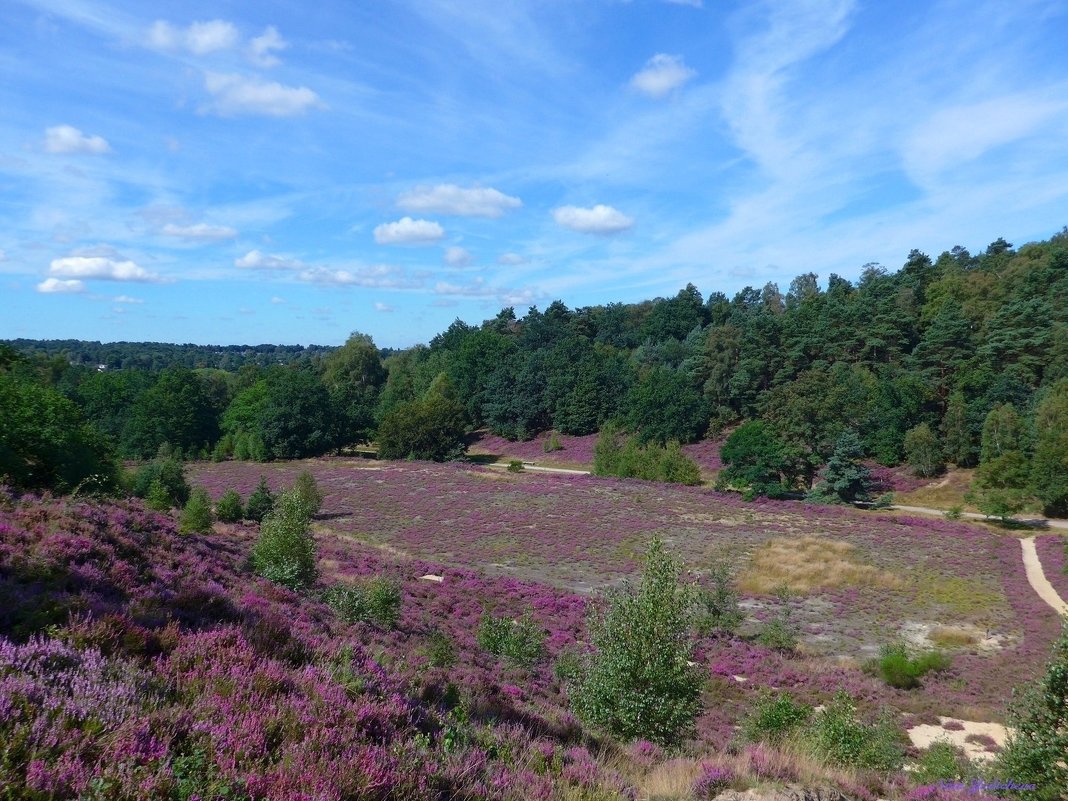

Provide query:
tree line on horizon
left=2, top=228, right=1067, bottom=515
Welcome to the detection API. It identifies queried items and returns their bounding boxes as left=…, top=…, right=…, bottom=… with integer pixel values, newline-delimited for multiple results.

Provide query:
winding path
left=1020, top=537, right=1068, bottom=615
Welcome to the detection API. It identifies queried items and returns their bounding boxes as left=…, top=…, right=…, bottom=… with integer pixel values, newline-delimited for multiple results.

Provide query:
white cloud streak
left=248, top=26, right=288, bottom=67
left=444, top=246, right=472, bottom=267
left=552, top=204, right=634, bottom=234
left=630, top=54, right=696, bottom=98
left=235, top=250, right=303, bottom=270
left=373, top=217, right=445, bottom=245
left=49, top=255, right=160, bottom=282
left=37, top=277, right=85, bottom=294
left=397, top=184, right=522, bottom=217
left=43, top=125, right=111, bottom=154
left=202, top=73, right=323, bottom=117
left=162, top=222, right=238, bottom=240
left=148, top=19, right=239, bottom=55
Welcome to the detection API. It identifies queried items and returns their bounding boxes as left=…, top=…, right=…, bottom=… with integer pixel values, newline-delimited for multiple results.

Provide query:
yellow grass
left=928, top=625, right=981, bottom=648
left=896, top=468, right=976, bottom=511
left=738, top=536, right=903, bottom=595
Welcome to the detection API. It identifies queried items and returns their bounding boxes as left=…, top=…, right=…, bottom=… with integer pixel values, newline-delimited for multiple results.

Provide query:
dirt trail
left=890, top=503, right=1068, bottom=530
left=1020, top=537, right=1068, bottom=615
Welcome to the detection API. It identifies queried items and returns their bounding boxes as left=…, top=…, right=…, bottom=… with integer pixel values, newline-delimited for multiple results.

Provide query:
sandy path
left=890, top=503, right=1068, bottom=530
left=1021, top=537, right=1068, bottom=615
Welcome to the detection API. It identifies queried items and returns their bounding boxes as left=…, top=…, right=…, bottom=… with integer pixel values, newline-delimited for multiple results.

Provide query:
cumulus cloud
left=444, top=246, right=472, bottom=267
left=397, top=184, right=522, bottom=217
left=203, top=72, right=322, bottom=117
left=299, top=265, right=412, bottom=288
left=235, top=249, right=303, bottom=270
left=43, top=125, right=111, bottom=154
left=148, top=19, right=239, bottom=54
left=630, top=54, right=697, bottom=98
left=497, top=252, right=527, bottom=266
left=37, top=277, right=85, bottom=294
left=552, top=204, right=634, bottom=234
left=113, top=295, right=143, bottom=304
left=373, top=216, right=445, bottom=245
left=374, top=302, right=394, bottom=312
left=162, top=222, right=237, bottom=240
left=248, top=26, right=288, bottom=67
left=49, top=255, right=159, bottom=282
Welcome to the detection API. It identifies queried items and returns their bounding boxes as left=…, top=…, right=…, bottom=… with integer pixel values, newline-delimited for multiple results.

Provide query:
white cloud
left=248, top=26, right=288, bottom=67
left=552, top=204, right=634, bottom=234
left=37, top=277, right=85, bottom=294
left=374, top=302, right=394, bottom=312
left=43, top=125, right=111, bottom=154
left=630, top=54, right=696, bottom=98
left=663, top=0, right=702, bottom=6
left=49, top=255, right=160, bottom=282
left=444, top=246, right=472, bottom=267
left=148, top=19, right=239, bottom=55
left=397, top=184, right=522, bottom=217
left=203, top=73, right=322, bottom=117
left=270, top=296, right=286, bottom=304
left=373, top=216, right=445, bottom=245
left=497, top=252, right=527, bottom=266
left=434, top=278, right=537, bottom=305
left=113, top=295, right=143, bottom=304
left=299, top=265, right=412, bottom=287
left=162, top=222, right=238, bottom=240
left=235, top=249, right=303, bottom=270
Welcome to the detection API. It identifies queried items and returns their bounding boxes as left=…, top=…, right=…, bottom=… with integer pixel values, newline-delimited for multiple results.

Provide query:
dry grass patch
left=896, top=468, right=976, bottom=511
left=738, top=537, right=903, bottom=595
left=928, top=625, right=981, bottom=648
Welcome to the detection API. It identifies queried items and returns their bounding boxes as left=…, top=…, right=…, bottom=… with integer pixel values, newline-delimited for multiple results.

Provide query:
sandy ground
left=907, top=717, right=1009, bottom=762
left=1020, top=537, right=1068, bottom=615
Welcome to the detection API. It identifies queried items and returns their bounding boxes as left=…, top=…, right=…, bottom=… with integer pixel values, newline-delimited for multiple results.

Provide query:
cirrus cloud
left=36, top=277, right=85, bottom=294
left=43, top=125, right=111, bottom=154
left=630, top=54, right=697, bottom=98
left=248, top=26, right=288, bottom=67
left=373, top=216, right=445, bottom=245
left=397, top=184, right=522, bottom=217
left=49, top=255, right=160, bottom=282
left=162, top=222, right=237, bottom=240
left=148, top=19, right=239, bottom=55
left=552, top=204, right=634, bottom=234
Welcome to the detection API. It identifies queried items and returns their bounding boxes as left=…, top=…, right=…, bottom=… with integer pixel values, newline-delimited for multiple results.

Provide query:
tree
left=569, top=536, right=702, bottom=745
left=624, top=366, right=706, bottom=445
left=121, top=368, right=220, bottom=458
left=245, top=476, right=275, bottom=523
left=251, top=488, right=318, bottom=591
left=718, top=420, right=793, bottom=498
left=903, top=423, right=944, bottom=478
left=179, top=487, right=214, bottom=535
left=321, top=331, right=386, bottom=446
left=1031, top=379, right=1068, bottom=517
left=995, top=621, right=1068, bottom=800
left=215, top=489, right=244, bottom=523
left=292, top=470, right=324, bottom=519
left=941, top=391, right=975, bottom=466
left=377, top=373, right=468, bottom=461
left=980, top=403, right=1024, bottom=464
left=812, top=431, right=875, bottom=503
left=968, top=451, right=1032, bottom=522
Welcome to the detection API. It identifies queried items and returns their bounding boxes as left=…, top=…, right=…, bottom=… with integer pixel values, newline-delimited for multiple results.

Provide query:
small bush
left=543, top=432, right=563, bottom=453
left=692, top=560, right=744, bottom=637
left=132, top=457, right=190, bottom=508
left=477, top=612, right=545, bottom=667
left=292, top=470, right=324, bottom=518
left=250, top=489, right=318, bottom=591
left=741, top=691, right=812, bottom=744
left=424, top=628, right=457, bottom=668
left=873, top=642, right=951, bottom=689
left=215, top=489, right=244, bottom=523
left=325, top=577, right=402, bottom=629
left=178, top=487, right=214, bottom=535
left=245, top=476, right=275, bottom=523
left=507, top=459, right=524, bottom=473
left=692, top=763, right=735, bottom=799
left=912, top=741, right=979, bottom=784
left=804, top=692, right=905, bottom=773
left=756, top=588, right=800, bottom=654
left=944, top=505, right=963, bottom=520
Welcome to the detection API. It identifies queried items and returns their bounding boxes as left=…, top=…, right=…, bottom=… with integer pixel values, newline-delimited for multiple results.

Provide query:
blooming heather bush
left=215, top=487, right=244, bottom=523
left=692, top=762, right=735, bottom=799
left=250, top=488, right=318, bottom=591
left=570, top=536, right=701, bottom=745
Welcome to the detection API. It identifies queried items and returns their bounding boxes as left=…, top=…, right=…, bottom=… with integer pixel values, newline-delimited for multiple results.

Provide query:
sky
left=2, top=0, right=1068, bottom=349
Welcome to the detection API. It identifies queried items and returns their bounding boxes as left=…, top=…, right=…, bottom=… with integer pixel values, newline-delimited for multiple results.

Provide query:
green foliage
left=968, top=450, right=1032, bottom=521
left=245, top=476, right=274, bottom=523
left=912, top=741, right=979, bottom=785
left=145, top=478, right=173, bottom=512
left=325, top=577, right=402, bottom=629
left=477, top=612, right=545, bottom=667
left=692, top=559, right=744, bottom=637
left=804, top=692, right=905, bottom=773
left=321, top=331, right=387, bottom=446
left=980, top=403, right=1024, bottom=464
left=592, top=426, right=701, bottom=485
left=132, top=457, right=190, bottom=509
left=250, top=488, right=318, bottom=591
left=377, top=372, right=468, bottom=461
left=717, top=420, right=792, bottom=498
left=569, top=536, right=701, bottom=745
left=215, top=489, right=244, bottom=523
left=904, top=422, right=944, bottom=478
left=179, top=487, right=215, bottom=535
left=423, top=629, right=458, bottom=668
left=292, top=470, right=324, bottom=519
left=624, top=365, right=707, bottom=445
left=507, top=459, right=524, bottom=473
left=994, top=621, right=1068, bottom=800
left=543, top=432, right=563, bottom=453
left=811, top=430, right=875, bottom=503
left=1031, top=379, right=1068, bottom=517
left=121, top=367, right=221, bottom=459
left=941, top=391, right=975, bottom=467
left=944, top=505, right=963, bottom=520
left=0, top=369, right=117, bottom=492
left=870, top=642, right=951, bottom=689
left=756, top=587, right=800, bottom=654
left=741, top=691, right=813, bottom=744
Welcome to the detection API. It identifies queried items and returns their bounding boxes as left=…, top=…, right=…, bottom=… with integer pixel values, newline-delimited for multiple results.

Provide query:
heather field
left=188, top=458, right=1063, bottom=720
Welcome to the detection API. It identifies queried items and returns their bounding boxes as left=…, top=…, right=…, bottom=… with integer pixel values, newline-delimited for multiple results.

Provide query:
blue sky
left=2, top=0, right=1067, bottom=348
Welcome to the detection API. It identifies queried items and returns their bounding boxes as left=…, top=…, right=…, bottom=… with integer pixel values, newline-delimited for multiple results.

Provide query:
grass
left=928, top=625, right=981, bottom=648
left=737, top=537, right=903, bottom=595
left=914, top=574, right=1003, bottom=616
left=895, top=468, right=977, bottom=511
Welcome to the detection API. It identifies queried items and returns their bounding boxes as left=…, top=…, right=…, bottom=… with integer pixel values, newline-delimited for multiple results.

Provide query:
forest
left=3, top=228, right=1067, bottom=516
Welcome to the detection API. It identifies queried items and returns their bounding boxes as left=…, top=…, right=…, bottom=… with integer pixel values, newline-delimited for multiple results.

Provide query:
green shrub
left=179, top=487, right=214, bottom=535
left=804, top=692, right=905, bottom=773
left=693, top=559, right=744, bottom=637
left=543, top=432, right=563, bottom=453
left=872, top=642, right=950, bottom=689
left=325, top=577, right=402, bottom=629
left=424, top=629, right=457, bottom=668
left=741, top=691, right=812, bottom=744
left=507, top=459, right=524, bottom=473
left=592, top=428, right=702, bottom=486
left=756, top=587, right=800, bottom=654
left=145, top=478, right=173, bottom=512
left=292, top=470, right=324, bottom=518
left=569, top=536, right=701, bottom=745
left=944, top=505, right=963, bottom=520
left=215, top=489, right=244, bottom=523
left=131, top=457, right=190, bottom=508
left=245, top=476, right=275, bottom=523
left=250, top=489, right=318, bottom=591
left=912, top=741, right=979, bottom=784
left=477, top=612, right=544, bottom=667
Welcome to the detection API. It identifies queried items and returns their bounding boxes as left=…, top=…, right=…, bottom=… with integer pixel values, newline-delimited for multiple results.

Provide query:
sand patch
left=738, top=536, right=902, bottom=594
left=907, top=717, right=1009, bottom=762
